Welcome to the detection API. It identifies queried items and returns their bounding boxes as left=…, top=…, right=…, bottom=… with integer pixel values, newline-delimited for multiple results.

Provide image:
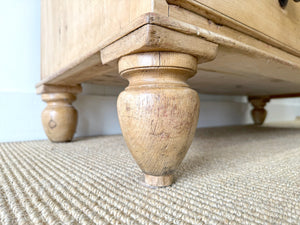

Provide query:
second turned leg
left=117, top=52, right=200, bottom=187
left=41, top=93, right=78, bottom=142
left=248, top=96, right=270, bottom=125
left=37, top=84, right=82, bottom=142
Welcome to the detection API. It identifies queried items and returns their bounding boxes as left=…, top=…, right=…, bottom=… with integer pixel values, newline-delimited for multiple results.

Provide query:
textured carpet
left=0, top=122, right=300, bottom=224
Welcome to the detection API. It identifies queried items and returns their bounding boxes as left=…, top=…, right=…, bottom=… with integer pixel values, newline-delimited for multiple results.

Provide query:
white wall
left=0, top=1, right=300, bottom=142
left=0, top=1, right=44, bottom=142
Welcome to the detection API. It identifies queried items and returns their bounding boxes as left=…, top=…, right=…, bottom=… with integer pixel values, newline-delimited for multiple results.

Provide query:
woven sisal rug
left=0, top=122, right=300, bottom=224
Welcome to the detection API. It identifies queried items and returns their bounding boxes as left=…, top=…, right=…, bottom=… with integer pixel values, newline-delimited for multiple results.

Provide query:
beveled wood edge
left=166, top=0, right=300, bottom=58
left=36, top=84, right=82, bottom=95
left=37, top=12, right=300, bottom=88
left=101, top=24, right=218, bottom=65
left=156, top=13, right=300, bottom=70
left=36, top=53, right=101, bottom=88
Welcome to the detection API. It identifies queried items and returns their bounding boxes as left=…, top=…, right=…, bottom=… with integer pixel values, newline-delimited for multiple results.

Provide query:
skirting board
left=0, top=89, right=300, bottom=142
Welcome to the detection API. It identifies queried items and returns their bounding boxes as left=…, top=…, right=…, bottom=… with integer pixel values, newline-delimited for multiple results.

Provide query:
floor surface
left=0, top=122, right=300, bottom=224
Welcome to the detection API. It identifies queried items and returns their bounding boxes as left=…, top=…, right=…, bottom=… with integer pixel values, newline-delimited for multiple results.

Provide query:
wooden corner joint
left=101, top=24, right=218, bottom=65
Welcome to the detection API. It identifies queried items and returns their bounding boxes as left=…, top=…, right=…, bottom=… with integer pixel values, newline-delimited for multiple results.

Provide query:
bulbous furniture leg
left=41, top=93, right=78, bottom=142
left=117, top=52, right=200, bottom=187
left=248, top=97, right=270, bottom=125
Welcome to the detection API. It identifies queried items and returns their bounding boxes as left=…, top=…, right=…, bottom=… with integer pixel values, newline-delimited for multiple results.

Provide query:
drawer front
left=167, top=0, right=300, bottom=56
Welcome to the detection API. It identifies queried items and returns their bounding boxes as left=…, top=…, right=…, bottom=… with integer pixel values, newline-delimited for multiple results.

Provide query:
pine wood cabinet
left=38, top=0, right=300, bottom=187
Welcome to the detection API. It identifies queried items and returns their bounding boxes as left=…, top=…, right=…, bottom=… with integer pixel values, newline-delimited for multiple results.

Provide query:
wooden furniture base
left=38, top=1, right=300, bottom=187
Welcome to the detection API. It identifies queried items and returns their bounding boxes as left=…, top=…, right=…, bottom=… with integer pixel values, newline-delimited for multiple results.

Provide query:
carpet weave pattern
left=0, top=123, right=300, bottom=224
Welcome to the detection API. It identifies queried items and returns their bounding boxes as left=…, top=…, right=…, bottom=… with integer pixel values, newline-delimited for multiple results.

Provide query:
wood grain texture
left=248, top=97, right=270, bottom=125
left=101, top=24, right=218, bottom=64
left=41, top=93, right=78, bottom=142
left=117, top=52, right=200, bottom=187
left=167, top=6, right=300, bottom=95
left=167, top=0, right=300, bottom=57
left=167, top=6, right=300, bottom=70
left=39, top=3, right=300, bottom=97
left=41, top=0, right=169, bottom=80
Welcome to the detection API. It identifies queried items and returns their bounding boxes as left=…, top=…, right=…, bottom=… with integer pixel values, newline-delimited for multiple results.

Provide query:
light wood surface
left=39, top=8, right=300, bottom=96
left=144, top=174, right=173, bottom=187
left=41, top=0, right=169, bottom=80
left=248, top=97, right=271, bottom=125
left=117, top=52, right=200, bottom=187
left=166, top=6, right=300, bottom=95
left=39, top=1, right=300, bottom=187
left=101, top=24, right=218, bottom=64
left=167, top=0, right=300, bottom=57
left=41, top=93, right=78, bottom=142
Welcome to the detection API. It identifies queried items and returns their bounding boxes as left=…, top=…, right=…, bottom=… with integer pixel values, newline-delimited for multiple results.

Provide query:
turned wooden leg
left=117, top=52, right=200, bottom=187
left=41, top=93, right=78, bottom=142
left=248, top=97, right=270, bottom=125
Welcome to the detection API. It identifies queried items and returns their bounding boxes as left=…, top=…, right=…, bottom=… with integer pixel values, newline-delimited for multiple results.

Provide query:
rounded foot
left=144, top=174, right=173, bottom=187
left=251, top=108, right=267, bottom=125
left=42, top=93, right=78, bottom=142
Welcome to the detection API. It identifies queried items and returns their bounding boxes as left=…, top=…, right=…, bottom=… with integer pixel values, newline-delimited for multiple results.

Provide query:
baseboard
left=0, top=90, right=299, bottom=142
